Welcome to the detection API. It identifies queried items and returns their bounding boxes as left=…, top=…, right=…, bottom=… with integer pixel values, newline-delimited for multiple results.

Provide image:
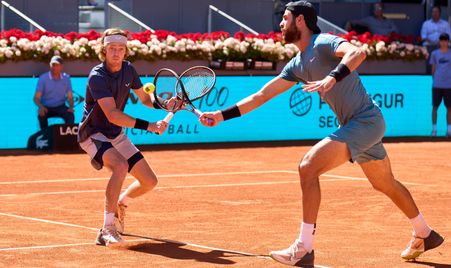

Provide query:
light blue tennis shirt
left=429, top=49, right=451, bottom=89
left=279, top=34, right=379, bottom=126
left=35, top=71, right=72, bottom=107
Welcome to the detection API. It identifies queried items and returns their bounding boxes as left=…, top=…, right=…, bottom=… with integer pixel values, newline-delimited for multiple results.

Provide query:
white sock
left=298, top=222, right=315, bottom=252
left=410, top=213, right=432, bottom=238
left=118, top=193, right=131, bottom=206
left=432, top=124, right=437, bottom=131
left=103, top=212, right=115, bottom=228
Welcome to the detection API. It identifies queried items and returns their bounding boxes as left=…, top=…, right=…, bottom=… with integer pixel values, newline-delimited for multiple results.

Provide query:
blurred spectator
left=429, top=33, right=451, bottom=137
left=273, top=0, right=293, bottom=32
left=33, top=56, right=75, bottom=130
left=87, top=0, right=98, bottom=6
left=420, top=6, right=451, bottom=46
left=345, top=3, right=398, bottom=35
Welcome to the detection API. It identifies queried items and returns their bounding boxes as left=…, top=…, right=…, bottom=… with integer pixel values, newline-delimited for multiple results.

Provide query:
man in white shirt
left=421, top=5, right=451, bottom=46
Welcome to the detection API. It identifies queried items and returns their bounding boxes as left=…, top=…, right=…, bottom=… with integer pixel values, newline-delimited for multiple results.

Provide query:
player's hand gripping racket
left=151, top=66, right=216, bottom=123
left=172, top=66, right=216, bottom=122
left=147, top=68, right=184, bottom=123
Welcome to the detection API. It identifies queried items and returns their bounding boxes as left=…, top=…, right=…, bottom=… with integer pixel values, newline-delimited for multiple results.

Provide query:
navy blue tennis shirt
left=78, top=61, right=143, bottom=142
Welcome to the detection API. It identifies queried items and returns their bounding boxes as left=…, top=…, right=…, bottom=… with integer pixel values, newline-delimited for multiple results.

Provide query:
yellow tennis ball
left=143, top=82, right=155, bottom=94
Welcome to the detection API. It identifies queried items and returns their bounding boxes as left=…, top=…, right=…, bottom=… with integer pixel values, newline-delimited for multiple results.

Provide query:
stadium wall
left=0, top=75, right=446, bottom=149
left=0, top=59, right=426, bottom=77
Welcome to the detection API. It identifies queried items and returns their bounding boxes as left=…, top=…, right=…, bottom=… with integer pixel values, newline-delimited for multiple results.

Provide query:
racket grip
left=193, top=109, right=214, bottom=125
left=164, top=112, right=174, bottom=123
left=193, top=108, right=202, bottom=118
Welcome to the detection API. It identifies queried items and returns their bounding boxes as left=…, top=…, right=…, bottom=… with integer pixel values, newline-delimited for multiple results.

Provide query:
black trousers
left=38, top=104, right=74, bottom=130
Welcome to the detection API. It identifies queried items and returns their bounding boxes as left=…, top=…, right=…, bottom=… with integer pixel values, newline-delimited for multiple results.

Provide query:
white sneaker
left=401, top=230, right=444, bottom=260
left=269, top=240, right=314, bottom=267
left=95, top=225, right=124, bottom=246
left=114, top=203, right=127, bottom=234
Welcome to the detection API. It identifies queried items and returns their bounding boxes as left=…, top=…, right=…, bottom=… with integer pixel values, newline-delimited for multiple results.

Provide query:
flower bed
left=0, top=29, right=428, bottom=64
left=338, top=31, right=428, bottom=61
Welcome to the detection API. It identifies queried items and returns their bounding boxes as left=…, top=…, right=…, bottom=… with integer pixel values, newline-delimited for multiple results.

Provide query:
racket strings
left=180, top=70, right=215, bottom=101
left=154, top=69, right=182, bottom=112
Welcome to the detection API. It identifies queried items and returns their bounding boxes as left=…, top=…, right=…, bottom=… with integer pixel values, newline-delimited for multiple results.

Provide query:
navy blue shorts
left=432, top=87, right=451, bottom=108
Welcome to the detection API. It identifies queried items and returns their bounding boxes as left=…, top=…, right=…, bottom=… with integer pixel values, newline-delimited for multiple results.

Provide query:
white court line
left=0, top=212, right=271, bottom=261
left=0, top=170, right=293, bottom=185
left=0, top=170, right=433, bottom=187
left=0, top=175, right=433, bottom=197
left=0, top=178, right=375, bottom=197
left=0, top=212, right=98, bottom=231
left=0, top=239, right=147, bottom=252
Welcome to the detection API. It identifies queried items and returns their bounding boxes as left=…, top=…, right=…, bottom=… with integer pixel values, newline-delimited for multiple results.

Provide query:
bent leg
left=299, top=138, right=351, bottom=223
left=359, top=156, right=419, bottom=218
left=121, top=157, right=158, bottom=199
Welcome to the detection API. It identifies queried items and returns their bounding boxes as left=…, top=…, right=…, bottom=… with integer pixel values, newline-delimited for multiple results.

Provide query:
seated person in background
left=421, top=5, right=451, bottom=46
left=346, top=2, right=398, bottom=35
left=33, top=56, right=75, bottom=130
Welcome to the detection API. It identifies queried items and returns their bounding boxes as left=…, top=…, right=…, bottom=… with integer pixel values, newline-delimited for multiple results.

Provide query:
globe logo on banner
left=289, top=88, right=312, bottom=116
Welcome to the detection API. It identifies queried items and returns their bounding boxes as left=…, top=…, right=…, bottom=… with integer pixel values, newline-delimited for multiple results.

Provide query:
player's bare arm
left=97, top=96, right=168, bottom=134
left=303, top=42, right=366, bottom=96
left=200, top=77, right=296, bottom=126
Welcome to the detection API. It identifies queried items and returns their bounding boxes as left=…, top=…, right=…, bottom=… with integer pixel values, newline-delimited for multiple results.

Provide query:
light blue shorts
left=328, top=109, right=387, bottom=163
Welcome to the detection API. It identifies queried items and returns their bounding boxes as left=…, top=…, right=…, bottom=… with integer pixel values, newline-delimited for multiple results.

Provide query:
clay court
left=0, top=141, right=450, bottom=267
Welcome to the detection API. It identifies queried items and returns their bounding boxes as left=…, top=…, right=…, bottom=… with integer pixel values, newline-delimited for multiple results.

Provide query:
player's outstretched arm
left=200, top=77, right=296, bottom=127
left=98, top=97, right=168, bottom=135
left=302, top=41, right=366, bottom=96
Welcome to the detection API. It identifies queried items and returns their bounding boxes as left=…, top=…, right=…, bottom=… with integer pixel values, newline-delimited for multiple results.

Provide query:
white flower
left=5, top=49, right=13, bottom=58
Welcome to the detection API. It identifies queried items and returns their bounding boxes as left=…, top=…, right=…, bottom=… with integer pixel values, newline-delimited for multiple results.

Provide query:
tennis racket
left=152, top=66, right=216, bottom=123
left=150, top=68, right=185, bottom=123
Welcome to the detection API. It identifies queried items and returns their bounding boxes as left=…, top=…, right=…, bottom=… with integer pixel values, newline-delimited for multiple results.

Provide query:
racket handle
left=193, top=108, right=202, bottom=118
left=193, top=108, right=214, bottom=125
left=164, top=112, right=174, bottom=123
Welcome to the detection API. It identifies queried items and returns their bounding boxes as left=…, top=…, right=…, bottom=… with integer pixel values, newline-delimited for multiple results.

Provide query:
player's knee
left=298, top=161, right=317, bottom=183
left=141, top=176, right=158, bottom=191
left=370, top=180, right=395, bottom=195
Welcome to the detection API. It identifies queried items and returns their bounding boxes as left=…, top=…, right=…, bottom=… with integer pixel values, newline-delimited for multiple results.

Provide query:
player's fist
left=200, top=111, right=222, bottom=127
left=149, top=120, right=168, bottom=135
left=166, top=97, right=184, bottom=111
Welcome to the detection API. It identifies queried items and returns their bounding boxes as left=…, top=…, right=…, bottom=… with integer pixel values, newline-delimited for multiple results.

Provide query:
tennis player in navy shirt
left=78, top=28, right=174, bottom=246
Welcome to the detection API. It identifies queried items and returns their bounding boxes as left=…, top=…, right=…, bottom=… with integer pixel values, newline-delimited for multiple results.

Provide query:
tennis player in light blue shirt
left=200, top=1, right=444, bottom=266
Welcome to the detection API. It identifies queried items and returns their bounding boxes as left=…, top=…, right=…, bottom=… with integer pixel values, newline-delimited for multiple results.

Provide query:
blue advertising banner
left=0, top=75, right=447, bottom=149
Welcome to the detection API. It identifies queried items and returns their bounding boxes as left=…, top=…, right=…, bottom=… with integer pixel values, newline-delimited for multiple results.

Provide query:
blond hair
left=98, top=28, right=130, bottom=62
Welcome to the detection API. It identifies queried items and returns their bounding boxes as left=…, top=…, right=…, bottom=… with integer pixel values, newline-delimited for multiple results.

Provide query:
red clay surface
left=0, top=141, right=450, bottom=267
